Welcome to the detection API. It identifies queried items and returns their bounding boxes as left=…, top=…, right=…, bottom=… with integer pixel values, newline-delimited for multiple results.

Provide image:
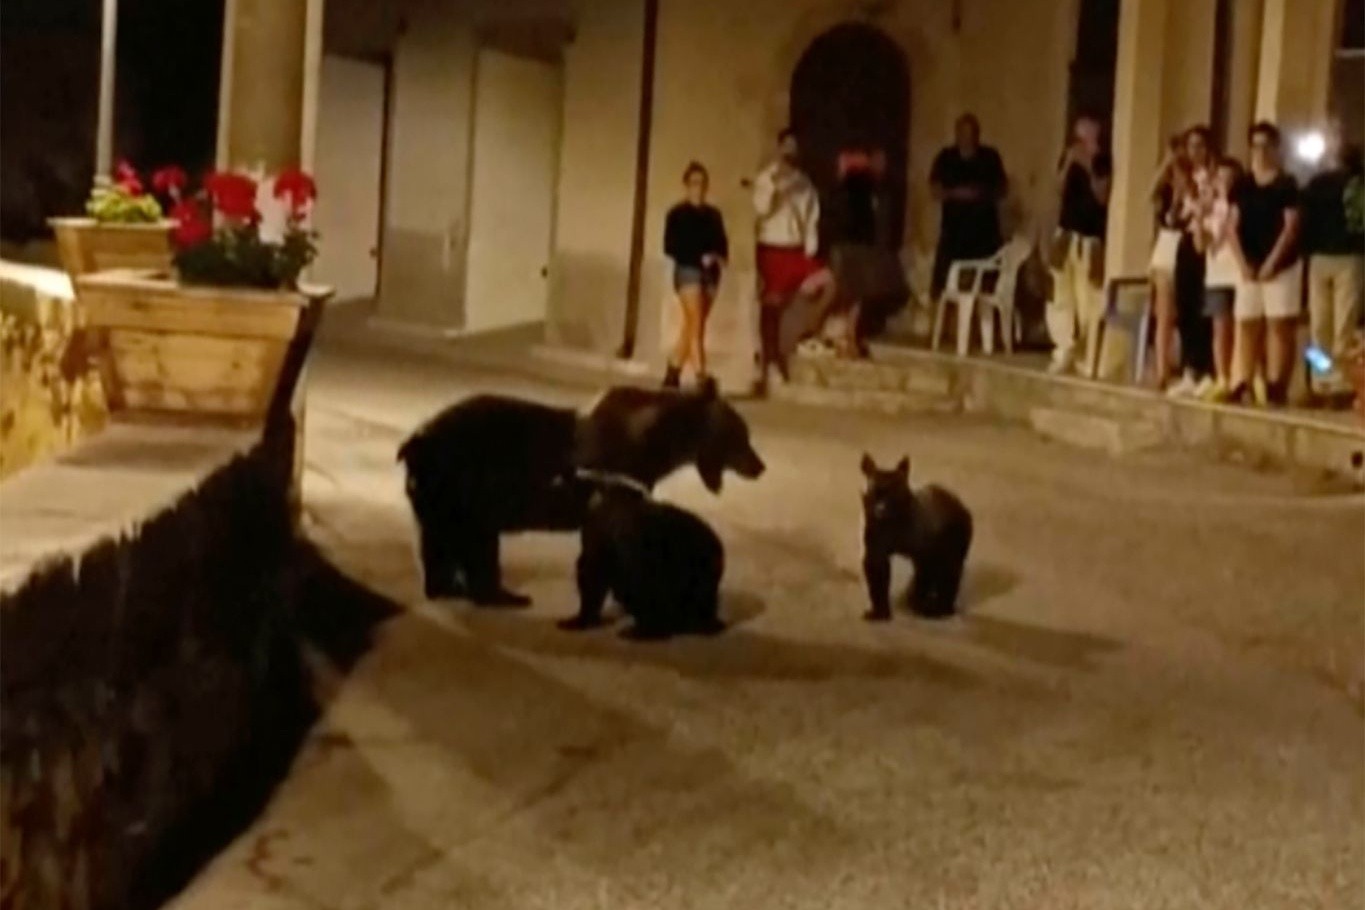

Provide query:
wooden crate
left=49, top=218, right=173, bottom=278
left=73, top=270, right=327, bottom=427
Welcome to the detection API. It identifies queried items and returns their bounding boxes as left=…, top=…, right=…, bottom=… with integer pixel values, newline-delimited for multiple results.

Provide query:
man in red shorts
left=752, top=127, right=822, bottom=389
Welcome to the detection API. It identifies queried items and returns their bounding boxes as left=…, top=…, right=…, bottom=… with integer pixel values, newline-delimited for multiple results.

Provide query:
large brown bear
left=397, top=380, right=764, bottom=606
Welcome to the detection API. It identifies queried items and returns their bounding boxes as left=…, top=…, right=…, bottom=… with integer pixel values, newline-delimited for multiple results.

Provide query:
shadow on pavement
left=141, top=542, right=399, bottom=910
left=458, top=594, right=984, bottom=689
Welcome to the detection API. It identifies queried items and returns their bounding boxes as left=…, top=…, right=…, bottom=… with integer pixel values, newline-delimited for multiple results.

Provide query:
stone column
left=1161, top=0, right=1218, bottom=137
left=1104, top=0, right=1169, bottom=283
left=1254, top=0, right=1337, bottom=135
left=1223, top=0, right=1265, bottom=152
left=216, top=0, right=311, bottom=170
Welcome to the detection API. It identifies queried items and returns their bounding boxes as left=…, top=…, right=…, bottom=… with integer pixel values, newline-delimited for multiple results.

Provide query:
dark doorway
left=1065, top=0, right=1120, bottom=132
left=789, top=23, right=909, bottom=250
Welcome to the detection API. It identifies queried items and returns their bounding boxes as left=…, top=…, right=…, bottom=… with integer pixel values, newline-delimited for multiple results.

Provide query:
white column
left=1255, top=0, right=1336, bottom=135
left=1105, top=0, right=1170, bottom=282
left=95, top=0, right=119, bottom=178
left=1223, top=0, right=1265, bottom=150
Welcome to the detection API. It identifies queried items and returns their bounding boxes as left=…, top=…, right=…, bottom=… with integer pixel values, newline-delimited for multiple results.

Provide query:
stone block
left=1213, top=410, right=1292, bottom=465
left=1029, top=406, right=1165, bottom=456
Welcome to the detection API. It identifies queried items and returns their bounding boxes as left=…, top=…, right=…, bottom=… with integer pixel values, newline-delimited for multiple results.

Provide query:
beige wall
left=546, top=0, right=644, bottom=350
left=549, top=0, right=1078, bottom=360
left=376, top=3, right=477, bottom=329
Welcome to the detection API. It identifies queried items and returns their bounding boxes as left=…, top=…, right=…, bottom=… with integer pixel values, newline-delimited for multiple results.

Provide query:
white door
left=464, top=49, right=562, bottom=333
left=312, top=55, right=386, bottom=301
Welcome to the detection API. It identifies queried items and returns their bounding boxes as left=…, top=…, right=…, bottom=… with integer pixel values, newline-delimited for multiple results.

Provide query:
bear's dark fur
left=560, top=481, right=725, bottom=639
left=860, top=453, right=973, bottom=621
left=397, top=380, right=763, bottom=606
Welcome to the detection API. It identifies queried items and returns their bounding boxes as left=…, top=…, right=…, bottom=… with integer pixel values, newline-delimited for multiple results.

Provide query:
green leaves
left=85, top=185, right=163, bottom=224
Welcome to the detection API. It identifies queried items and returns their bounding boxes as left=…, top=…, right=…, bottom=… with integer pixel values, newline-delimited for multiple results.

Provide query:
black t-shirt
left=930, top=145, right=1005, bottom=256
left=1058, top=153, right=1111, bottom=239
left=829, top=170, right=881, bottom=247
left=663, top=203, right=728, bottom=268
left=1233, top=171, right=1299, bottom=269
left=1302, top=168, right=1364, bottom=256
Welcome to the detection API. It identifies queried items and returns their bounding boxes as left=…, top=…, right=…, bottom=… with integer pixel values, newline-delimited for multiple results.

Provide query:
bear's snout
left=734, top=447, right=765, bottom=479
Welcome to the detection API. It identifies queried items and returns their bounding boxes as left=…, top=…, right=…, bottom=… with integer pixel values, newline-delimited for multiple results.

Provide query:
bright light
left=1295, top=131, right=1326, bottom=165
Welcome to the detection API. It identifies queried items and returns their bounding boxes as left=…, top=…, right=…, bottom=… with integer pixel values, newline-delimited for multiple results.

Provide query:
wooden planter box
left=49, top=218, right=173, bottom=278
left=72, top=270, right=328, bottom=427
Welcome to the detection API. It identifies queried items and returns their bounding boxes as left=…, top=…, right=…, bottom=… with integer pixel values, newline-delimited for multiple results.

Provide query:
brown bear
left=561, top=479, right=725, bottom=639
left=397, top=379, right=764, bottom=606
left=860, top=453, right=973, bottom=621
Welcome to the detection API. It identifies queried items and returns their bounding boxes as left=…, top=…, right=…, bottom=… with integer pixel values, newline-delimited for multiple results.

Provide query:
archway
left=789, top=23, right=909, bottom=249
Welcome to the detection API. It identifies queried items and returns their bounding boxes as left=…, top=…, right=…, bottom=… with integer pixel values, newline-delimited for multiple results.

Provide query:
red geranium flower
left=204, top=171, right=259, bottom=222
left=273, top=167, right=317, bottom=215
left=169, top=199, right=213, bottom=249
left=114, top=160, right=143, bottom=195
left=152, top=165, right=188, bottom=198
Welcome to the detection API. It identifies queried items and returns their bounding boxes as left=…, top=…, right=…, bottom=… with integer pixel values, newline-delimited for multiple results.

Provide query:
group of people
left=661, top=129, right=908, bottom=393
left=660, top=112, right=1364, bottom=409
left=1139, top=119, right=1364, bottom=404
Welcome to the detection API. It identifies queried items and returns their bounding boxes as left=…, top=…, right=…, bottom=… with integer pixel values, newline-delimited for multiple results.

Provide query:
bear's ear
left=859, top=453, right=876, bottom=477
left=894, top=456, right=910, bottom=480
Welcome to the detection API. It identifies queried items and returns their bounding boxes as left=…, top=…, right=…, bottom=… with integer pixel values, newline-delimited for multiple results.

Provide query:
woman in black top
left=662, top=162, right=728, bottom=388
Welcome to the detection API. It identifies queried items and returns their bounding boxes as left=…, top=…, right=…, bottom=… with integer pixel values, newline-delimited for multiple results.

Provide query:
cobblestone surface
left=170, top=336, right=1364, bottom=910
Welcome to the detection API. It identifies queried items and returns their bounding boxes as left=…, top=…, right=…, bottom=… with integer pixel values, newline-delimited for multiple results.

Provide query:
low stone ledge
left=0, top=421, right=297, bottom=909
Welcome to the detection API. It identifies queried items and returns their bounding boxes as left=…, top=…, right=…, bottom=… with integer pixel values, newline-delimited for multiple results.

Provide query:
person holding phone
left=1047, top=115, right=1112, bottom=377
left=752, top=128, right=821, bottom=390
left=662, top=161, right=728, bottom=389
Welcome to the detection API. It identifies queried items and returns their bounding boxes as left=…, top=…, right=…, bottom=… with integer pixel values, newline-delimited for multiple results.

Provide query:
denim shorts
left=1203, top=286, right=1235, bottom=318
left=674, top=264, right=720, bottom=294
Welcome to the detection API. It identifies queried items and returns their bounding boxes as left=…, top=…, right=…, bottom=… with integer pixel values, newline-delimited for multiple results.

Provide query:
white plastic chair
left=931, top=237, right=1033, bottom=356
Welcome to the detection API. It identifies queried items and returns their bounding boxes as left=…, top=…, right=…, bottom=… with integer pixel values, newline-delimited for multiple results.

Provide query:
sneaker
left=1252, top=375, right=1268, bottom=406
left=1201, top=379, right=1230, bottom=403
left=1047, top=354, right=1074, bottom=375
left=1165, top=373, right=1198, bottom=398
left=1193, top=376, right=1216, bottom=399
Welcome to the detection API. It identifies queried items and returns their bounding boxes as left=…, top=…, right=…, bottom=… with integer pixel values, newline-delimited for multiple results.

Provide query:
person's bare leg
left=1266, top=315, right=1297, bottom=402
left=1152, top=271, right=1176, bottom=387
left=1234, top=319, right=1264, bottom=400
left=1212, top=315, right=1233, bottom=387
left=694, top=289, right=714, bottom=377
left=673, top=286, right=702, bottom=376
left=845, top=302, right=863, bottom=357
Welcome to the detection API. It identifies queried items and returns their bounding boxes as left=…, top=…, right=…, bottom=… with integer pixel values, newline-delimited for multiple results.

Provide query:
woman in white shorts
left=1228, top=122, right=1302, bottom=406
left=1147, top=133, right=1189, bottom=389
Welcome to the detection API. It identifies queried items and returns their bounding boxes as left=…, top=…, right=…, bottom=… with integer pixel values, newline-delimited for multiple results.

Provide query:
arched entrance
left=789, top=23, right=909, bottom=249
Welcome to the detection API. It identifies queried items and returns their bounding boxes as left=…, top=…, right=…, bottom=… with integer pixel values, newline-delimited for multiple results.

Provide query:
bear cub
left=860, top=453, right=973, bottom=621
left=560, top=480, right=725, bottom=640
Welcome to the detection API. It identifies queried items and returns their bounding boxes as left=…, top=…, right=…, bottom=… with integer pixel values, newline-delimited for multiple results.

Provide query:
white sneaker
left=1166, top=373, right=1197, bottom=398
left=1193, top=376, right=1216, bottom=399
left=1047, top=354, right=1073, bottom=375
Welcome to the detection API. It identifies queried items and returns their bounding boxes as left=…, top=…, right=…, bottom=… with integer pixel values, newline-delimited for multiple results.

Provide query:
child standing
left=1196, top=157, right=1243, bottom=401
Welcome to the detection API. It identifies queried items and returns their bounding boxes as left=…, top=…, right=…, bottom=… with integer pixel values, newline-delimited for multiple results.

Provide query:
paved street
left=172, top=334, right=1364, bottom=910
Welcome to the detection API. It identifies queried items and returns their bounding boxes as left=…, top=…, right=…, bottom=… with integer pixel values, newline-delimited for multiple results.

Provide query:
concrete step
left=1029, top=406, right=1165, bottom=456
left=770, top=380, right=960, bottom=416
left=789, top=354, right=955, bottom=397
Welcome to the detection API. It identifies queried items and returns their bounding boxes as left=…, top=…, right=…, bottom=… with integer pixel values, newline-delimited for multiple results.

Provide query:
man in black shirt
left=1229, top=121, right=1301, bottom=405
left=1303, top=129, right=1364, bottom=389
left=929, top=114, right=1007, bottom=300
left=1047, top=115, right=1111, bottom=376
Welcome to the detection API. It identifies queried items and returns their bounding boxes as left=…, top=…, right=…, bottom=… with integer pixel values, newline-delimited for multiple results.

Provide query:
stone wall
left=0, top=264, right=107, bottom=481
left=0, top=425, right=298, bottom=910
